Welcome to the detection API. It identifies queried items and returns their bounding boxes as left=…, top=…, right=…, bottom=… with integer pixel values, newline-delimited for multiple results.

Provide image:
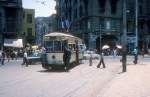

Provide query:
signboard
left=4, top=39, right=23, bottom=48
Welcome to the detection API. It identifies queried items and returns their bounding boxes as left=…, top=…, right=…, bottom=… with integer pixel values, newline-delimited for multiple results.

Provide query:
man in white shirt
left=22, top=51, right=28, bottom=66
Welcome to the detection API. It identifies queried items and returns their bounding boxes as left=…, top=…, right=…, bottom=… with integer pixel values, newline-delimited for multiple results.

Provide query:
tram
left=41, top=32, right=86, bottom=70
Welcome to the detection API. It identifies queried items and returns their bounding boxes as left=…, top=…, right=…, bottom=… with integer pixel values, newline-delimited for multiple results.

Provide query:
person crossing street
left=133, top=47, right=138, bottom=64
left=97, top=51, right=106, bottom=68
left=22, top=50, right=28, bottom=67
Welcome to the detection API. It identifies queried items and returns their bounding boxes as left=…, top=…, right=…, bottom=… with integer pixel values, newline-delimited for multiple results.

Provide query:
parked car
left=83, top=50, right=100, bottom=59
left=27, top=52, right=42, bottom=65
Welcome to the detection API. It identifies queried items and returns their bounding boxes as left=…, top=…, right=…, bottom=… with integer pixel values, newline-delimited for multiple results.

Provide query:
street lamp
left=122, top=0, right=127, bottom=72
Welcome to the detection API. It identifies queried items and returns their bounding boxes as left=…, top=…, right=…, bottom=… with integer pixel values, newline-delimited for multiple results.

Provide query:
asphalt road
left=0, top=56, right=147, bottom=97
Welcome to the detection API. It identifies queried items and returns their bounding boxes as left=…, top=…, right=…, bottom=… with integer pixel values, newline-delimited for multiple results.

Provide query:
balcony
left=2, top=0, right=22, bottom=8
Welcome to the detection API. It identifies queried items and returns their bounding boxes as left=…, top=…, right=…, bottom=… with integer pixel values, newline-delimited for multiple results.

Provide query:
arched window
left=110, top=0, right=118, bottom=14
left=98, top=0, right=106, bottom=13
left=79, top=5, right=83, bottom=17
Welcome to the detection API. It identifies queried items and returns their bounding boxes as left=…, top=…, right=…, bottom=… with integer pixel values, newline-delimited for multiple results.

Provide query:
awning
left=4, top=39, right=23, bottom=48
left=102, top=45, right=110, bottom=49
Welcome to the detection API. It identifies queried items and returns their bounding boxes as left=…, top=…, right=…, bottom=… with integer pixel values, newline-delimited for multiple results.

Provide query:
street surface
left=0, top=56, right=149, bottom=97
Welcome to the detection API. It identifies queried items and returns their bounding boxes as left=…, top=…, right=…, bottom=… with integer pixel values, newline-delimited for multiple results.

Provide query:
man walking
left=133, top=47, right=138, bottom=64
left=22, top=50, right=28, bottom=67
left=97, top=51, right=106, bottom=68
left=89, top=51, right=92, bottom=66
left=1, top=51, right=5, bottom=65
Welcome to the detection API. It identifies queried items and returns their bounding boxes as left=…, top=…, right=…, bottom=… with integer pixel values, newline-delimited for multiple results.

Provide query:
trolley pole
left=122, top=0, right=127, bottom=72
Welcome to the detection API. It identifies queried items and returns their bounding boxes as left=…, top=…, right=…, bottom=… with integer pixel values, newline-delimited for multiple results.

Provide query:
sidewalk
left=98, top=60, right=150, bottom=97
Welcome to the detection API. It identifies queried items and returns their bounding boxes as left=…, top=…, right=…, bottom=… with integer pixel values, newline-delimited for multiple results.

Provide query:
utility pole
left=122, top=0, right=127, bottom=72
left=135, top=0, right=138, bottom=48
left=1, top=30, right=4, bottom=51
left=99, top=24, right=102, bottom=54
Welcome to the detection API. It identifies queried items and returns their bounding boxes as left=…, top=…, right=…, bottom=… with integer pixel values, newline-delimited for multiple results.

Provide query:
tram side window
left=54, top=41, right=62, bottom=51
left=45, top=41, right=53, bottom=51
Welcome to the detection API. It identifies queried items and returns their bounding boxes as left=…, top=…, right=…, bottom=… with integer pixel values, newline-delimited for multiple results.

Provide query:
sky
left=22, top=0, right=56, bottom=17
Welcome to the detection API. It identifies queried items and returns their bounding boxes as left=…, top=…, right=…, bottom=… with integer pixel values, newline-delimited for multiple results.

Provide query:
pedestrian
left=14, top=50, right=18, bottom=60
left=141, top=48, right=144, bottom=58
left=97, top=51, right=106, bottom=68
left=113, top=48, right=117, bottom=58
left=6, top=50, right=10, bottom=62
left=22, top=50, right=28, bottom=67
left=63, top=46, right=71, bottom=71
left=89, top=52, right=92, bottom=66
left=133, top=47, right=138, bottom=64
left=0, top=51, right=2, bottom=63
left=1, top=51, right=5, bottom=65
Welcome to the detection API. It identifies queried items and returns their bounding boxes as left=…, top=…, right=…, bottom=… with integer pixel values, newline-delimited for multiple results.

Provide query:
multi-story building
left=23, top=9, right=35, bottom=45
left=127, top=0, right=150, bottom=53
left=56, top=0, right=150, bottom=53
left=35, top=14, right=57, bottom=45
left=137, top=0, right=150, bottom=53
left=0, top=0, right=23, bottom=49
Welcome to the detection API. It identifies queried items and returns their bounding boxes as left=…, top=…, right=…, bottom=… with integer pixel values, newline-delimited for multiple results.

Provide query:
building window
left=27, top=28, right=32, bottom=36
left=110, top=0, right=118, bottom=14
left=74, top=9, right=77, bottom=19
left=98, top=0, right=106, bottom=13
left=139, top=6, right=143, bottom=15
left=27, top=14, right=32, bottom=23
left=79, top=5, right=83, bottom=17
left=74, top=0, right=77, bottom=5
left=99, top=19, right=105, bottom=29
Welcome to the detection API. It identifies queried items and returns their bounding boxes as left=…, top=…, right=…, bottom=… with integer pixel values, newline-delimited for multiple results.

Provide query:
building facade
left=56, top=0, right=150, bottom=53
left=23, top=9, right=35, bottom=45
left=137, top=0, right=150, bottom=53
left=0, top=0, right=23, bottom=49
left=35, top=14, right=57, bottom=45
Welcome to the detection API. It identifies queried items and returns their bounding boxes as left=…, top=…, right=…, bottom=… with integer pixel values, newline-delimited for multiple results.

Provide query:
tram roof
left=45, top=32, right=75, bottom=37
left=44, top=32, right=82, bottom=41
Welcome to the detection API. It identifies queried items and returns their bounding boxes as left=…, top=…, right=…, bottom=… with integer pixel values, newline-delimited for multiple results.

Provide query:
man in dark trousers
left=89, top=51, right=93, bottom=66
left=133, top=47, right=138, bottom=64
left=63, top=46, right=71, bottom=71
left=97, top=51, right=106, bottom=68
left=1, top=51, right=5, bottom=65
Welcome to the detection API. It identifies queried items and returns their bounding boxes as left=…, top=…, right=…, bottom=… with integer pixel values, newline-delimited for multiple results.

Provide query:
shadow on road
left=118, top=71, right=126, bottom=74
left=127, top=63, right=147, bottom=66
left=37, top=69, right=67, bottom=73
left=37, top=63, right=81, bottom=73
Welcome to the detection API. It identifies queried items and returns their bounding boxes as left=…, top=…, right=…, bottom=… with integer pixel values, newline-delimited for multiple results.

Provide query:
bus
left=41, top=32, right=85, bottom=70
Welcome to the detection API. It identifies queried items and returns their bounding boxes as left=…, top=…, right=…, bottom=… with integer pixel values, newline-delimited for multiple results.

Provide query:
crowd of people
left=0, top=49, right=19, bottom=65
left=0, top=45, right=142, bottom=71
left=0, top=46, right=46, bottom=66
